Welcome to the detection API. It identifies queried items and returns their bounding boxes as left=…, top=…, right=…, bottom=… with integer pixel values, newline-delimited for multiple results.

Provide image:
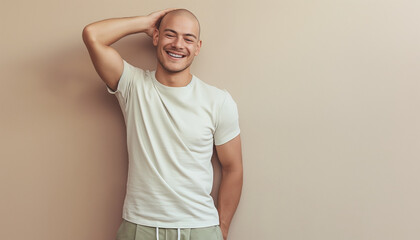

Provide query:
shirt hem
left=122, top=215, right=220, bottom=228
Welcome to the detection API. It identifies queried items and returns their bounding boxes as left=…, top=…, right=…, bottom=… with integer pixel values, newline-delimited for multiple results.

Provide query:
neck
left=155, top=64, right=193, bottom=87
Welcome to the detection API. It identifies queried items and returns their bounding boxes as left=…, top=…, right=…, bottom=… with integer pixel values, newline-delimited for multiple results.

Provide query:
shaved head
left=156, top=9, right=201, bottom=40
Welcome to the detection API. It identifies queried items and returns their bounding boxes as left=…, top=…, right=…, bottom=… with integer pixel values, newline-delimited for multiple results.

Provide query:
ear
left=194, top=40, right=202, bottom=56
left=152, top=28, right=159, bottom=47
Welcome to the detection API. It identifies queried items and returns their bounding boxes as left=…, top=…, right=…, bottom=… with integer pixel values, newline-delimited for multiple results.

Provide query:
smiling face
left=152, top=12, right=202, bottom=74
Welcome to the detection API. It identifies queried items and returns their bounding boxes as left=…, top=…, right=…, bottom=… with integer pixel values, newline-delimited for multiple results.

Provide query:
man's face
left=153, top=14, right=202, bottom=74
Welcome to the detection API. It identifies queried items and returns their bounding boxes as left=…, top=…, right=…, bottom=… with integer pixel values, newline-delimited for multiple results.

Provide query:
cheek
left=188, top=47, right=197, bottom=55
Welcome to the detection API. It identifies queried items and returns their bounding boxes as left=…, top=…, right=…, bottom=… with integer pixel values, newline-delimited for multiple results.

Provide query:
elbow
left=82, top=25, right=96, bottom=44
left=221, top=163, right=243, bottom=175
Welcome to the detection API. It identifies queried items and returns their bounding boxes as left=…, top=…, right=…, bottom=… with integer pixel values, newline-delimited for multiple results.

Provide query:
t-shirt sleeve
left=106, top=59, right=137, bottom=103
left=214, top=90, right=241, bottom=146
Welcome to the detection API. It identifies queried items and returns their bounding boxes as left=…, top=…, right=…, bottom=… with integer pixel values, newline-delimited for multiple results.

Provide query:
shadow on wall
left=44, top=34, right=157, bottom=112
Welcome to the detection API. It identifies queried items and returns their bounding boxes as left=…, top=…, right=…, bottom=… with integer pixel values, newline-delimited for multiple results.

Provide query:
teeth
left=168, top=52, right=183, bottom=58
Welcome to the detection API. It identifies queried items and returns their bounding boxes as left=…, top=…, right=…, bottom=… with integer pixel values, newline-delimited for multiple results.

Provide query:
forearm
left=217, top=168, right=243, bottom=233
left=83, top=16, right=150, bottom=46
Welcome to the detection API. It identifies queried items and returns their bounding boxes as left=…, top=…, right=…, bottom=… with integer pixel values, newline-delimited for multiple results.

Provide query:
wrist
left=130, top=16, right=152, bottom=34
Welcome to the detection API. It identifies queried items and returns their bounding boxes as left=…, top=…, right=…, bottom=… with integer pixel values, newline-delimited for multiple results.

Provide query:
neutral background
left=1, top=0, right=419, bottom=239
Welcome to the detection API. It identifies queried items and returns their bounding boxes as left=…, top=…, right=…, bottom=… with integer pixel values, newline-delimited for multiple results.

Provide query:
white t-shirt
left=106, top=59, right=240, bottom=228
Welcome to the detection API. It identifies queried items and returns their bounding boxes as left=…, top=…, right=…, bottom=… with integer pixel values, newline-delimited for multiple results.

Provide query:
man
left=82, top=8, right=242, bottom=240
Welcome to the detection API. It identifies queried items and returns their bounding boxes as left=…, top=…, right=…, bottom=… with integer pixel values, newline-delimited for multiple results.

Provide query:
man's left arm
left=215, top=134, right=243, bottom=240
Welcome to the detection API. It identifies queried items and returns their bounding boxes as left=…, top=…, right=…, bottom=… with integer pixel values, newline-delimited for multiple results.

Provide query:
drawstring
left=156, top=227, right=181, bottom=240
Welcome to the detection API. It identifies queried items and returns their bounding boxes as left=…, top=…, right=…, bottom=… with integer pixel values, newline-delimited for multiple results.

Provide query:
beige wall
left=1, top=0, right=419, bottom=239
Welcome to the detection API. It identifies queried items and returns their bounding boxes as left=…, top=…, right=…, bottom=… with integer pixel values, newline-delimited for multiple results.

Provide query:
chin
left=161, top=62, right=191, bottom=73
left=166, top=67, right=188, bottom=73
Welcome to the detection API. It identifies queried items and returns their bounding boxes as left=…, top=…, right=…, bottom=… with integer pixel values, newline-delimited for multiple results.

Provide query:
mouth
left=166, top=50, right=186, bottom=60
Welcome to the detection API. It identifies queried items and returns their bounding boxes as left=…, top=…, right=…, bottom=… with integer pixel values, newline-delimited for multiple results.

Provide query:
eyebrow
left=163, top=29, right=197, bottom=40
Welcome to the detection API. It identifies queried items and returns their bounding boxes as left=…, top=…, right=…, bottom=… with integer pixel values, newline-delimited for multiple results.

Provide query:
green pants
left=116, top=219, right=223, bottom=240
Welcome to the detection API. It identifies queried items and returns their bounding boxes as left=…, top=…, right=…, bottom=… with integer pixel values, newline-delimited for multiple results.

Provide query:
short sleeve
left=106, top=59, right=137, bottom=102
left=214, top=90, right=241, bottom=146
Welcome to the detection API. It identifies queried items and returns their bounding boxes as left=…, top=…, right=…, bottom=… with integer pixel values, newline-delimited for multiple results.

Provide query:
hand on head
left=145, top=8, right=179, bottom=37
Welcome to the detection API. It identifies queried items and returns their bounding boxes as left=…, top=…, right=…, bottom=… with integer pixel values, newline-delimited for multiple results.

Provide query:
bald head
left=156, top=9, right=201, bottom=40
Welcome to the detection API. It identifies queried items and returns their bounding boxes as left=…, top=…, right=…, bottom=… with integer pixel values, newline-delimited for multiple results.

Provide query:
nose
left=171, top=36, right=184, bottom=49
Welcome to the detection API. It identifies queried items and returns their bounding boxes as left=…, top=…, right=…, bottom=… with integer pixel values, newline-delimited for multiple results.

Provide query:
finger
left=162, top=8, right=179, bottom=14
left=164, top=8, right=178, bottom=11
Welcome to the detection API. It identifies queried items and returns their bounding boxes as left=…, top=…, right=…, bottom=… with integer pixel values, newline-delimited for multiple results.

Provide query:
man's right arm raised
left=82, top=9, right=176, bottom=91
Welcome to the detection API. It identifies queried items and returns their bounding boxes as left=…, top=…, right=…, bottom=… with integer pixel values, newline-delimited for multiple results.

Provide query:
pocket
left=216, top=225, right=223, bottom=240
left=116, top=219, right=136, bottom=240
left=115, top=220, right=125, bottom=240
left=190, top=225, right=221, bottom=240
